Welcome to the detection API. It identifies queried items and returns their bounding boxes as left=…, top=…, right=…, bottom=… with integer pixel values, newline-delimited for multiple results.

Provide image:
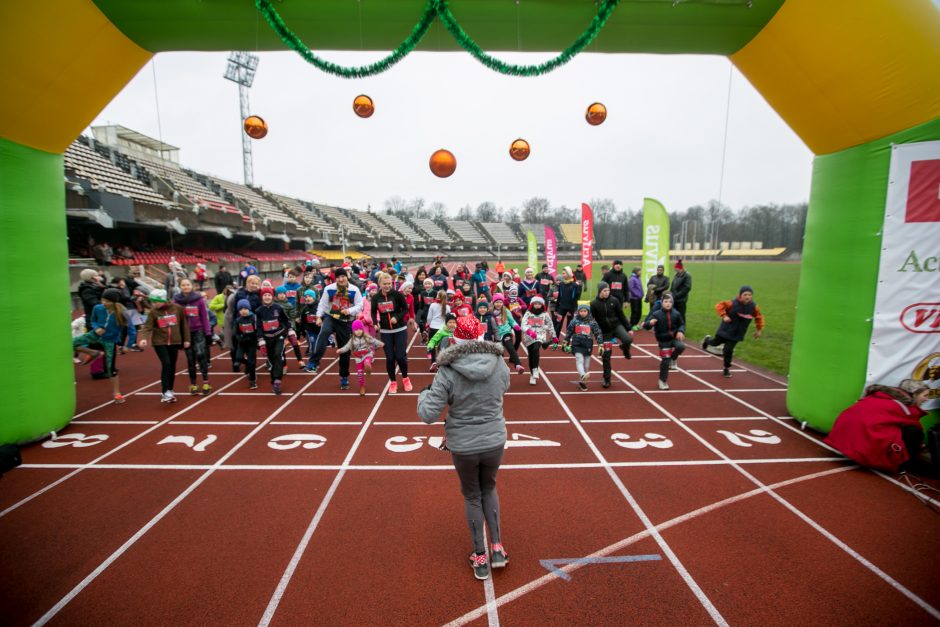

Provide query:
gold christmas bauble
left=509, top=138, right=531, bottom=161
left=243, top=115, right=268, bottom=139
left=429, top=149, right=457, bottom=178
left=353, top=94, right=375, bottom=118
left=585, top=102, right=607, bottom=126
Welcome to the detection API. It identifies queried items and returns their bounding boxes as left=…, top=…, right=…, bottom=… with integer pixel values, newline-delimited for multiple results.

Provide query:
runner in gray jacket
left=417, top=316, right=511, bottom=581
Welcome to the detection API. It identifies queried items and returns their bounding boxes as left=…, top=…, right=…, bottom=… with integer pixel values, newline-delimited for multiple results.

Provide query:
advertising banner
left=868, top=141, right=940, bottom=409
left=581, top=203, right=593, bottom=280
left=642, top=197, right=670, bottom=289
left=544, top=226, right=557, bottom=276
left=526, top=229, right=538, bottom=271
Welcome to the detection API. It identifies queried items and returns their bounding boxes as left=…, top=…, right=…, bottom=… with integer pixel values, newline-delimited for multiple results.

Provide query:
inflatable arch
left=1, top=0, right=938, bottom=444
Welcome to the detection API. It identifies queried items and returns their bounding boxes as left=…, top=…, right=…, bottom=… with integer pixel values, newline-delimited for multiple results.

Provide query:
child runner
left=360, top=282, right=379, bottom=338
left=565, top=304, right=604, bottom=391
left=489, top=294, right=526, bottom=374
left=553, top=266, right=582, bottom=337
left=400, top=281, right=417, bottom=333
left=417, top=277, right=436, bottom=344
left=417, top=315, right=511, bottom=581
left=72, top=287, right=127, bottom=403
left=426, top=289, right=449, bottom=367
left=371, top=272, right=413, bottom=394
left=275, top=285, right=305, bottom=368
left=138, top=289, right=190, bottom=403
left=643, top=292, right=686, bottom=390
left=256, top=285, right=291, bottom=395
left=520, top=295, right=556, bottom=385
left=702, top=285, right=764, bottom=378
left=474, top=298, right=494, bottom=341
left=282, top=269, right=302, bottom=307
left=427, top=313, right=458, bottom=372
left=174, top=278, right=212, bottom=396
left=337, top=320, right=385, bottom=396
left=298, top=289, right=321, bottom=368
left=232, top=299, right=260, bottom=389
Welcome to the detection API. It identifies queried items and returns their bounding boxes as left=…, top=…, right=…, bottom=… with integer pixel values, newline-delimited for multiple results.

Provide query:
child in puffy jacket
left=232, top=299, right=260, bottom=390
left=489, top=294, right=525, bottom=375
left=643, top=292, right=686, bottom=391
left=520, top=296, right=556, bottom=385
left=565, top=304, right=604, bottom=391
left=427, top=313, right=458, bottom=372
left=337, top=319, right=386, bottom=396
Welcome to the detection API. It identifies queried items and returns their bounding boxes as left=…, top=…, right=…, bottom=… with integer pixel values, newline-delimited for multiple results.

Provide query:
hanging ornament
left=429, top=149, right=457, bottom=178
left=353, top=94, right=375, bottom=118
left=509, top=138, right=531, bottom=161
left=585, top=102, right=607, bottom=126
left=243, top=115, right=268, bottom=139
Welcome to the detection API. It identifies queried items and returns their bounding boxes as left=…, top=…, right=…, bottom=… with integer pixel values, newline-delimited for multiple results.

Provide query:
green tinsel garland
left=256, top=0, right=621, bottom=79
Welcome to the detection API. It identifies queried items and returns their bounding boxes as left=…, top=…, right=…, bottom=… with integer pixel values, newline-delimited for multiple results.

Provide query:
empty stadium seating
left=373, top=213, right=426, bottom=246
left=446, top=221, right=489, bottom=246
left=64, top=140, right=167, bottom=206
left=412, top=218, right=450, bottom=243
left=204, top=176, right=298, bottom=227
left=479, top=222, right=522, bottom=248
left=311, top=204, right=374, bottom=245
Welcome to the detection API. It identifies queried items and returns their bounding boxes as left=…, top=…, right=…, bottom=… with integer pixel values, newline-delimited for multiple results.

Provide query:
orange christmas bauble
left=353, top=94, right=375, bottom=118
left=429, top=149, right=457, bottom=178
left=585, top=102, right=607, bottom=126
left=243, top=115, right=268, bottom=139
left=509, top=138, right=530, bottom=161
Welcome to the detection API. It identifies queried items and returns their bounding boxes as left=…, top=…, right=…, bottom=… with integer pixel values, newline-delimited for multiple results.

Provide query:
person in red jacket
left=824, top=379, right=931, bottom=474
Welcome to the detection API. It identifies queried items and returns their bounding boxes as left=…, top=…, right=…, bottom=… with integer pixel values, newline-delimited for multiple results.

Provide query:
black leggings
left=500, top=333, right=522, bottom=367
left=184, top=330, right=210, bottom=383
left=264, top=335, right=286, bottom=382
left=428, top=326, right=441, bottom=363
left=601, top=325, right=634, bottom=380
left=311, top=316, right=352, bottom=377
left=705, top=334, right=738, bottom=369
left=452, top=445, right=505, bottom=554
left=234, top=340, right=257, bottom=382
left=153, top=345, right=180, bottom=393
left=381, top=330, right=409, bottom=380
left=554, top=309, right=574, bottom=336
left=526, top=342, right=545, bottom=371
left=658, top=339, right=686, bottom=381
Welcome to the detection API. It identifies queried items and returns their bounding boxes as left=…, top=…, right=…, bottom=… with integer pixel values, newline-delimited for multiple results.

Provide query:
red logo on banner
left=906, top=159, right=940, bottom=222
left=899, top=302, right=940, bottom=333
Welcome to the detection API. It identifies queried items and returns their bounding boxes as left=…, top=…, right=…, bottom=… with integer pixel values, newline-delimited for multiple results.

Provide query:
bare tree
left=588, top=198, right=617, bottom=224
left=521, top=197, right=550, bottom=222
left=504, top=206, right=521, bottom=223
left=457, top=204, right=473, bottom=220
left=384, top=195, right=407, bottom=214
left=429, top=201, right=448, bottom=220
left=407, top=197, right=426, bottom=219
left=476, top=201, right=498, bottom=222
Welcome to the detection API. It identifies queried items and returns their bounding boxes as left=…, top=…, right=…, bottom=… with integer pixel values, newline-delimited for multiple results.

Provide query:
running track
left=2, top=327, right=939, bottom=625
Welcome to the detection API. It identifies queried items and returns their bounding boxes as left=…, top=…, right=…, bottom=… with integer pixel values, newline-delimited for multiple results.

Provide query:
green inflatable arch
left=1, top=0, right=938, bottom=444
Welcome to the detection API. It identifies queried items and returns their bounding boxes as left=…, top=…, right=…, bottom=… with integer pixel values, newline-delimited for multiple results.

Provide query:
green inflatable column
left=0, top=137, right=75, bottom=444
left=788, top=118, right=940, bottom=432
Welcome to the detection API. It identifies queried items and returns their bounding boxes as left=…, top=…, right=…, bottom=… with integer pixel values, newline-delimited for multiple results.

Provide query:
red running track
left=2, top=331, right=939, bottom=626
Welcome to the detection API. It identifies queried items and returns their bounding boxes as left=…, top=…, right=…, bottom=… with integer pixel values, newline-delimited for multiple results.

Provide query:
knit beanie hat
left=351, top=320, right=364, bottom=332
left=236, top=299, right=251, bottom=311
left=149, top=289, right=168, bottom=303
left=597, top=281, right=610, bottom=293
left=529, top=295, right=545, bottom=308
left=260, top=286, right=275, bottom=298
left=739, top=285, right=753, bottom=295
left=303, top=290, right=317, bottom=299
left=491, top=293, right=505, bottom=303
left=577, top=303, right=591, bottom=313
left=453, top=316, right=486, bottom=343
left=613, top=259, right=623, bottom=266
left=444, top=312, right=457, bottom=323
left=80, top=269, right=98, bottom=281
left=675, top=259, right=684, bottom=271
left=101, top=288, right=122, bottom=303
left=261, top=279, right=273, bottom=289
left=275, top=285, right=287, bottom=296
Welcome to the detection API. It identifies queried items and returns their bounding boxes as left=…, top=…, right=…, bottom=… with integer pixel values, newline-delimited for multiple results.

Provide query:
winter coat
left=142, top=303, right=190, bottom=346
left=255, top=303, right=290, bottom=339
left=427, top=326, right=454, bottom=351
left=471, top=270, right=490, bottom=296
left=628, top=273, right=644, bottom=301
left=89, top=304, right=123, bottom=344
left=535, top=271, right=554, bottom=297
left=601, top=268, right=629, bottom=302
left=670, top=271, right=692, bottom=303
left=173, top=291, right=211, bottom=335
left=519, top=280, right=540, bottom=306
left=233, top=287, right=262, bottom=313
left=417, top=341, right=510, bottom=454
left=78, top=279, right=104, bottom=323
left=214, top=269, right=233, bottom=294
left=521, top=310, right=556, bottom=347
left=337, top=333, right=385, bottom=364
left=556, top=280, right=582, bottom=311
left=371, top=289, right=409, bottom=333
left=824, top=387, right=927, bottom=472
left=715, top=298, right=764, bottom=342
left=233, top=313, right=260, bottom=343
left=646, top=273, right=670, bottom=302
left=491, top=306, right=518, bottom=339
left=316, top=282, right=364, bottom=323
left=643, top=307, right=685, bottom=343
left=297, top=303, right=320, bottom=334
left=590, top=295, right=630, bottom=335
left=566, top=314, right=604, bottom=355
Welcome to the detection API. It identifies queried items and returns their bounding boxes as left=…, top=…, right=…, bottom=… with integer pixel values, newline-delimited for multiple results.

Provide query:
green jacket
left=427, top=326, right=453, bottom=350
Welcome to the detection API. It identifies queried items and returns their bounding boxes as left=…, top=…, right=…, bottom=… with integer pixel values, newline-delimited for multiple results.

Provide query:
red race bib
left=305, top=313, right=316, bottom=323
left=576, top=324, right=591, bottom=335
left=353, top=348, right=371, bottom=358
left=525, top=289, right=537, bottom=297
left=238, top=322, right=255, bottom=333
left=286, top=290, right=297, bottom=299
left=377, top=301, right=394, bottom=314
left=262, top=319, right=280, bottom=332
left=423, top=296, right=435, bottom=305
left=331, top=296, right=351, bottom=312
left=184, top=305, right=198, bottom=317
left=611, top=282, right=623, bottom=291
left=157, top=315, right=177, bottom=328
left=529, top=318, right=543, bottom=327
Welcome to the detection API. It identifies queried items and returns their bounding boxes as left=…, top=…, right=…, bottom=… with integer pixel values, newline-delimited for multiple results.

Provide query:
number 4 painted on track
left=716, top=429, right=781, bottom=447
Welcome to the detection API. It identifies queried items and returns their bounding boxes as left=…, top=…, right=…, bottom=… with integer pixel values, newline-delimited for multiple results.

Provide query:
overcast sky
left=90, top=50, right=813, bottom=217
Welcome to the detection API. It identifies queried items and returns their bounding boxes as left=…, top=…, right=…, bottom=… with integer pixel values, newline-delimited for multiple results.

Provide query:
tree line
left=383, top=196, right=809, bottom=252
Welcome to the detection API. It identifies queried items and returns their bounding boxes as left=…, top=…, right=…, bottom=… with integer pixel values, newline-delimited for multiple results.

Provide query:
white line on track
left=614, top=346, right=940, bottom=621
left=70, top=420, right=160, bottom=425
left=31, top=359, right=340, bottom=626
left=537, top=370, right=729, bottom=626
left=445, top=465, right=857, bottom=626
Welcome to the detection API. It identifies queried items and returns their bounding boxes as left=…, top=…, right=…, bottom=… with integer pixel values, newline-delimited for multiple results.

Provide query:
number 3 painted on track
left=610, top=433, right=674, bottom=449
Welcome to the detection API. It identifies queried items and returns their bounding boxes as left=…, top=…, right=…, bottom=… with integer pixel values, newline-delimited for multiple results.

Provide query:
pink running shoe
left=388, top=381, right=398, bottom=394
left=402, top=377, right=413, bottom=392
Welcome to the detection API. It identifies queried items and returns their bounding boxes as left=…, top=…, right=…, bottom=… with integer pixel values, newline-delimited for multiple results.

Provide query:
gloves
left=513, top=325, right=521, bottom=332
left=563, top=344, right=572, bottom=353
left=258, top=340, right=267, bottom=358
left=526, top=329, right=537, bottom=339
left=287, top=329, right=297, bottom=340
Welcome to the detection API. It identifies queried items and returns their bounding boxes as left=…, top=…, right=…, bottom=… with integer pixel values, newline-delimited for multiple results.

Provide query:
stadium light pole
left=223, top=52, right=260, bottom=187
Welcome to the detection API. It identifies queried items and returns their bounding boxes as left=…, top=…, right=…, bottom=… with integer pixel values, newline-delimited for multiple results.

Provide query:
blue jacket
left=90, top=304, right=123, bottom=343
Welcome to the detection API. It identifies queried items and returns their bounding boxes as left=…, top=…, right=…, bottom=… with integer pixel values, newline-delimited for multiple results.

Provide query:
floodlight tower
left=223, top=51, right=260, bottom=186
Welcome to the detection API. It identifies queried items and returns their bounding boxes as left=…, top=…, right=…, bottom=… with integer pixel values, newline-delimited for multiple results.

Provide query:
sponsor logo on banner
left=867, top=141, right=940, bottom=410
left=581, top=203, right=594, bottom=279
left=900, top=303, right=940, bottom=333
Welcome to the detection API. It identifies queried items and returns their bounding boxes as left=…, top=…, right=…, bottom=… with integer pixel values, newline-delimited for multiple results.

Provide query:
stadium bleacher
left=479, top=222, right=522, bottom=248
left=374, top=214, right=426, bottom=247
left=446, top=221, right=489, bottom=246
left=267, top=193, right=336, bottom=241
left=348, top=209, right=401, bottom=246
left=204, top=176, right=298, bottom=227
left=311, top=204, right=373, bottom=245
left=412, top=218, right=450, bottom=243
left=64, top=140, right=167, bottom=207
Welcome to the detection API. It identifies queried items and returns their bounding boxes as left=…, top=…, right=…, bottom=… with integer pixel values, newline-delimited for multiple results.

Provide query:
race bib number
left=377, top=301, right=394, bottom=314
left=331, top=296, right=351, bottom=312
left=157, top=315, right=177, bottom=328
left=456, top=304, right=471, bottom=317
left=576, top=324, right=591, bottom=336
left=238, top=322, right=255, bottom=334
left=529, top=318, right=543, bottom=327
left=184, top=305, right=198, bottom=317
left=423, top=295, right=435, bottom=305
left=454, top=279, right=464, bottom=288
left=611, top=282, right=623, bottom=291
left=433, top=279, right=444, bottom=288
left=262, top=319, right=280, bottom=332
left=540, top=278, right=551, bottom=285
left=526, top=289, right=537, bottom=297
left=305, top=313, right=316, bottom=323
left=286, top=290, right=297, bottom=299
left=353, top=348, right=371, bottom=358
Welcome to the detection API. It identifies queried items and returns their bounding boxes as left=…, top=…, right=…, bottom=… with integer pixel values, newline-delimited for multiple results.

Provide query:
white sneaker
left=160, top=392, right=172, bottom=403
left=669, top=362, right=678, bottom=371
left=529, top=375, right=537, bottom=386
left=166, top=390, right=178, bottom=403
left=657, top=379, right=669, bottom=390
left=533, top=367, right=540, bottom=380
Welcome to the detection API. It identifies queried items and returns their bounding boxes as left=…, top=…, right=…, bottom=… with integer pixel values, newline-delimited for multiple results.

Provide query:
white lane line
left=32, top=359, right=339, bottom=626
left=71, top=421, right=160, bottom=425
left=445, top=465, right=856, bottom=626
left=0, top=372, right=248, bottom=520
left=18, top=458, right=850, bottom=472
left=614, top=347, right=940, bottom=620
left=269, top=421, right=363, bottom=426
left=258, top=333, right=421, bottom=627
left=169, top=421, right=261, bottom=426
left=538, top=370, right=728, bottom=626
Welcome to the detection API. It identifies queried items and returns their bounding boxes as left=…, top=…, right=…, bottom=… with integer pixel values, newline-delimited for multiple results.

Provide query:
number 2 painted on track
left=715, top=429, right=781, bottom=447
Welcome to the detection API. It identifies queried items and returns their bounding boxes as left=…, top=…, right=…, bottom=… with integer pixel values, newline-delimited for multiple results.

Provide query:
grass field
left=545, top=260, right=801, bottom=375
